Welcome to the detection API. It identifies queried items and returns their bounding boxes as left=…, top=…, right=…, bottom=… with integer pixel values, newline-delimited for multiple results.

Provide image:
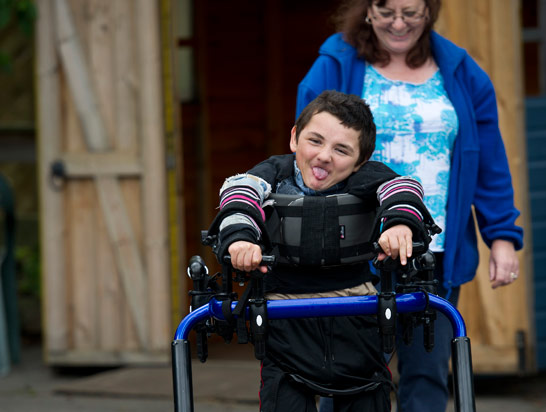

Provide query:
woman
left=297, top=1, right=524, bottom=411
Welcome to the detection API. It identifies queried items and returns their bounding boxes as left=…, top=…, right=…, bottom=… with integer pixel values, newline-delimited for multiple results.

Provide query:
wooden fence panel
left=437, top=0, right=535, bottom=373
left=37, top=0, right=170, bottom=365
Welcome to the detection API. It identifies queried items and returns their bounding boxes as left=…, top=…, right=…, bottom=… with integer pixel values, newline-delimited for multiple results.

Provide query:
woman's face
left=367, top=0, right=429, bottom=59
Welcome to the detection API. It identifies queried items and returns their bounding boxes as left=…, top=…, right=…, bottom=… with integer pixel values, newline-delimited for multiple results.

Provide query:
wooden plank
left=114, top=0, right=138, bottom=151
left=55, top=0, right=110, bottom=151
left=467, top=0, right=492, bottom=74
left=96, top=176, right=148, bottom=347
left=471, top=256, right=522, bottom=345
left=489, top=0, right=535, bottom=371
left=62, top=59, right=97, bottom=352
left=87, top=0, right=116, bottom=149
left=61, top=68, right=77, bottom=352
left=59, top=152, right=142, bottom=177
left=55, top=0, right=149, bottom=348
left=136, top=0, right=170, bottom=350
left=112, top=0, right=141, bottom=351
left=68, top=180, right=98, bottom=350
left=470, top=344, right=520, bottom=374
left=119, top=180, right=143, bottom=350
left=88, top=0, right=122, bottom=352
left=489, top=0, right=533, bottom=368
left=438, top=0, right=535, bottom=373
left=95, top=203, right=122, bottom=351
left=36, top=0, right=69, bottom=353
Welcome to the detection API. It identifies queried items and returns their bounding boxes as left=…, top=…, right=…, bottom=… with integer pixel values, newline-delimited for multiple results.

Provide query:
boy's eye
left=335, top=148, right=349, bottom=155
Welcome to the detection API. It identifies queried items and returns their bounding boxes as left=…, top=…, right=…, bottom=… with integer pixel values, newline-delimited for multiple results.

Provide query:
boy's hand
left=227, top=241, right=268, bottom=273
left=376, top=224, right=413, bottom=265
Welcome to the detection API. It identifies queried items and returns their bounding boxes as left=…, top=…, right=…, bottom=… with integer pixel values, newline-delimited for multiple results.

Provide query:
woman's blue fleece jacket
left=296, top=31, right=524, bottom=291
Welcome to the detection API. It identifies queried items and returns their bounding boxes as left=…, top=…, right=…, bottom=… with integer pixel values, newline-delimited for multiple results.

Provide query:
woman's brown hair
left=333, top=0, right=442, bottom=68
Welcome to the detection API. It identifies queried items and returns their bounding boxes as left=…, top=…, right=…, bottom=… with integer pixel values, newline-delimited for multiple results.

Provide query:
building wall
left=526, top=97, right=546, bottom=369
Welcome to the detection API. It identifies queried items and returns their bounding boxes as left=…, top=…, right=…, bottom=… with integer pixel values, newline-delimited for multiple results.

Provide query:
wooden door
left=36, top=0, right=170, bottom=365
left=437, top=0, right=535, bottom=374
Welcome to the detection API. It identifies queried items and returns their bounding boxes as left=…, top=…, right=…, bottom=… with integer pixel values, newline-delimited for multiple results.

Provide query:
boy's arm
left=207, top=174, right=271, bottom=263
left=375, top=176, right=440, bottom=252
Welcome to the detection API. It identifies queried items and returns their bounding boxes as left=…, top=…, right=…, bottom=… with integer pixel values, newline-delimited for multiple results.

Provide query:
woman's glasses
left=371, top=6, right=427, bottom=26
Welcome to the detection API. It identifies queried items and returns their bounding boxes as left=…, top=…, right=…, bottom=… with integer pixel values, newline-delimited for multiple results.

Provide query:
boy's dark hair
left=333, top=0, right=442, bottom=69
left=294, top=90, right=376, bottom=165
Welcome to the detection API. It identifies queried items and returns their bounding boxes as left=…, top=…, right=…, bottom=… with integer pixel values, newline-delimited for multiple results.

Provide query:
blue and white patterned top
left=363, top=64, right=458, bottom=251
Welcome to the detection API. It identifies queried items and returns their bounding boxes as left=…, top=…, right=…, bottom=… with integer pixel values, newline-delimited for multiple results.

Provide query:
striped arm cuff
left=377, top=176, right=424, bottom=204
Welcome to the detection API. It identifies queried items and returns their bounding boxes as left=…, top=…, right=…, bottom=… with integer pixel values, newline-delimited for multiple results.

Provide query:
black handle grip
left=188, top=255, right=207, bottom=280
left=373, top=241, right=426, bottom=255
left=223, top=255, right=276, bottom=266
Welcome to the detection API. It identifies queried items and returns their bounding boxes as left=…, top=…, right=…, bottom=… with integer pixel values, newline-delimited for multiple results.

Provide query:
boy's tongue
left=312, top=166, right=328, bottom=181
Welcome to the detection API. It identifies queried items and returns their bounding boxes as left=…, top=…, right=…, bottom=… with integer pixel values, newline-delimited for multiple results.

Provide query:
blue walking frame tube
left=171, top=292, right=476, bottom=412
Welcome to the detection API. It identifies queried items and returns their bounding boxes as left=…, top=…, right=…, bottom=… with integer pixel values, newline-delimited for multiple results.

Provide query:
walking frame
left=171, top=240, right=476, bottom=412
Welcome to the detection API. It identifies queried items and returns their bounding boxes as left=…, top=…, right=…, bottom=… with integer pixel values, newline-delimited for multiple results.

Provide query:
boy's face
left=290, top=112, right=363, bottom=191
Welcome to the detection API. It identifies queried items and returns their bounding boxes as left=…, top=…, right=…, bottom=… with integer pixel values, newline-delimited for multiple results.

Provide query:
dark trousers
left=320, top=253, right=460, bottom=412
left=260, top=357, right=390, bottom=412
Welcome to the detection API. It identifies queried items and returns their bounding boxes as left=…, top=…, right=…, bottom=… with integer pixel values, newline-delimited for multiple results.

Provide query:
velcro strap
left=232, top=282, right=254, bottom=344
left=233, top=281, right=253, bottom=317
left=323, top=196, right=339, bottom=266
left=222, top=300, right=234, bottom=323
left=299, top=197, right=325, bottom=266
left=237, top=317, right=249, bottom=344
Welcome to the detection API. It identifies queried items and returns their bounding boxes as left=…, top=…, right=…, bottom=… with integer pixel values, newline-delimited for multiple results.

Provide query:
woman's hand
left=489, top=239, right=519, bottom=289
left=376, top=224, right=413, bottom=265
left=227, top=241, right=267, bottom=273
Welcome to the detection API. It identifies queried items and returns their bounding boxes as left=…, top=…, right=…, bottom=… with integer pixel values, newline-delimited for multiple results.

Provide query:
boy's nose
left=316, top=148, right=332, bottom=162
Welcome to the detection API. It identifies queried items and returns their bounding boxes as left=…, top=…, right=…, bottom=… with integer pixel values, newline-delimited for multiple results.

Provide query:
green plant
left=0, top=0, right=36, bottom=72
left=15, top=244, right=40, bottom=297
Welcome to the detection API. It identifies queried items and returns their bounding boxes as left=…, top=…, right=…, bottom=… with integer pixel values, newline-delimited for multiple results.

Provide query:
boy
left=208, top=90, right=437, bottom=411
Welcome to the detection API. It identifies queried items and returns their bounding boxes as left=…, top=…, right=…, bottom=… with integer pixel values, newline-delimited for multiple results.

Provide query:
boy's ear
left=289, top=126, right=298, bottom=152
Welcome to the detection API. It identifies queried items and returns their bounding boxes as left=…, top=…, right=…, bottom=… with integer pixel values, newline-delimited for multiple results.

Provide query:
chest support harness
left=265, top=193, right=378, bottom=267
